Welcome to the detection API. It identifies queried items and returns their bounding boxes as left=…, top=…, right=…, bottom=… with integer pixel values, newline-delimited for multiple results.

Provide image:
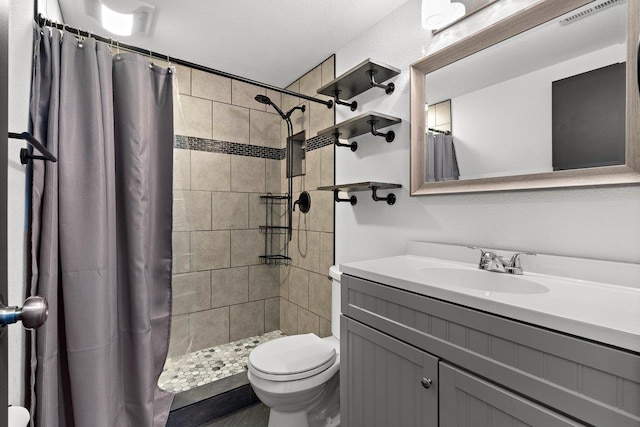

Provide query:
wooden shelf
left=318, top=112, right=402, bottom=143
left=318, top=182, right=402, bottom=206
left=318, top=59, right=401, bottom=100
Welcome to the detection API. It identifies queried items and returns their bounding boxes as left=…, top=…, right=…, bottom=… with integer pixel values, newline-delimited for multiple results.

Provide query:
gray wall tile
left=320, top=145, right=334, bottom=187
left=282, top=81, right=300, bottom=113
left=230, top=229, right=262, bottom=267
left=302, top=149, right=321, bottom=192
left=173, top=148, right=191, bottom=190
left=173, top=231, right=191, bottom=274
left=288, top=266, right=309, bottom=308
left=173, top=190, right=212, bottom=231
left=191, top=151, right=231, bottom=192
left=212, top=192, right=249, bottom=230
left=230, top=301, right=265, bottom=341
left=168, top=315, right=191, bottom=358
left=265, top=297, right=280, bottom=332
left=299, top=65, right=321, bottom=97
left=175, top=95, right=212, bottom=139
left=173, top=271, right=211, bottom=315
left=231, top=156, right=265, bottom=193
left=232, top=80, right=266, bottom=111
left=248, top=265, right=280, bottom=301
left=319, top=317, right=332, bottom=338
left=211, top=267, right=249, bottom=308
left=319, top=232, right=334, bottom=277
left=295, top=230, right=320, bottom=273
left=191, top=307, right=230, bottom=351
left=265, top=159, right=281, bottom=194
left=213, top=103, right=250, bottom=145
left=310, top=95, right=334, bottom=137
left=297, top=307, right=319, bottom=335
left=321, top=57, right=335, bottom=86
left=191, top=230, right=231, bottom=270
left=174, top=64, right=191, bottom=95
left=309, top=191, right=333, bottom=233
left=280, top=298, right=297, bottom=336
left=250, top=109, right=281, bottom=148
left=248, top=193, right=267, bottom=230
left=308, top=272, right=331, bottom=320
left=191, top=69, right=232, bottom=103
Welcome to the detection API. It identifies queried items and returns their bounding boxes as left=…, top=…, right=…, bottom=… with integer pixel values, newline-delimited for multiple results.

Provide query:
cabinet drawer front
left=440, top=363, right=584, bottom=427
left=341, top=317, right=438, bottom=427
left=343, top=274, right=640, bottom=427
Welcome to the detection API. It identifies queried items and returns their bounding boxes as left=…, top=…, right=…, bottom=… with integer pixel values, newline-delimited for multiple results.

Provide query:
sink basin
left=417, top=267, right=549, bottom=294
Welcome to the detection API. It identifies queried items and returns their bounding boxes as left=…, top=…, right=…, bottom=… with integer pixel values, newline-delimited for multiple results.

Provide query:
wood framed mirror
left=410, top=0, right=640, bottom=195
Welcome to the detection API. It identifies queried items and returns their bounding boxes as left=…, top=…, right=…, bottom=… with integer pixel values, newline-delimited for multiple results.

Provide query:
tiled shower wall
left=279, top=57, right=336, bottom=338
left=169, top=65, right=283, bottom=358
left=168, top=56, right=336, bottom=357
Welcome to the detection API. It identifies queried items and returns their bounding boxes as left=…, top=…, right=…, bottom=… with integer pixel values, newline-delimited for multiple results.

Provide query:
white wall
left=8, top=0, right=62, bottom=406
left=334, top=0, right=640, bottom=265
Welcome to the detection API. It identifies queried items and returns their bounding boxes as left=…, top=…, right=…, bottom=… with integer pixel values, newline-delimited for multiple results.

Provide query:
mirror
left=410, top=0, right=640, bottom=195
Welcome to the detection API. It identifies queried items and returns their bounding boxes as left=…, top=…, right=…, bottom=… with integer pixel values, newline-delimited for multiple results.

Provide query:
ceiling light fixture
left=100, top=4, right=134, bottom=36
left=422, top=0, right=466, bottom=31
left=85, top=0, right=157, bottom=37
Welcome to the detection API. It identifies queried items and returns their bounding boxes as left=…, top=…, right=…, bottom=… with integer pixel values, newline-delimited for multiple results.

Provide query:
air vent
left=560, top=0, right=624, bottom=25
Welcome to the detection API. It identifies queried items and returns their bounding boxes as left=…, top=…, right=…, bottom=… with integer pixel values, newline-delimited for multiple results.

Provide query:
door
left=439, top=363, right=585, bottom=427
left=341, top=316, right=438, bottom=427
left=0, top=0, right=9, bottom=422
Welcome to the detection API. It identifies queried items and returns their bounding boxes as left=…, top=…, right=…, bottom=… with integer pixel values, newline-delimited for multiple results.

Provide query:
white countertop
left=340, top=243, right=640, bottom=353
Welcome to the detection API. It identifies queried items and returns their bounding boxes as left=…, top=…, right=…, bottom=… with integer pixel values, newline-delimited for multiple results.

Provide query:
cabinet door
left=341, top=316, right=438, bottom=427
left=439, top=363, right=585, bottom=427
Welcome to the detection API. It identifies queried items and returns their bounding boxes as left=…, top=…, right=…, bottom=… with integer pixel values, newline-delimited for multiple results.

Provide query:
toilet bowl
left=247, top=265, right=342, bottom=427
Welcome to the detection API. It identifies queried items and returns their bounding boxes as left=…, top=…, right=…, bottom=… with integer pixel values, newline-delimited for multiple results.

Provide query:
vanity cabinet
left=341, top=318, right=438, bottom=426
left=340, top=274, right=640, bottom=427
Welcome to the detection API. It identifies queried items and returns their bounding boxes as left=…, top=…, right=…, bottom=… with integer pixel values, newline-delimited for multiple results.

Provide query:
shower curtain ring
left=167, top=54, right=172, bottom=73
left=149, top=49, right=154, bottom=68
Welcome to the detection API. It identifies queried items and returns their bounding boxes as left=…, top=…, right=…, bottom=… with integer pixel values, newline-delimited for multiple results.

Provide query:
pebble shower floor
left=159, top=330, right=285, bottom=393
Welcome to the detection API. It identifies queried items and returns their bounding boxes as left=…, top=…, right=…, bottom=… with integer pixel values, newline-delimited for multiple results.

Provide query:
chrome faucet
left=468, top=247, right=536, bottom=275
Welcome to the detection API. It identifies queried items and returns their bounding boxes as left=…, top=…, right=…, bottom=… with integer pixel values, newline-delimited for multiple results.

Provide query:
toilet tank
left=329, top=265, right=342, bottom=340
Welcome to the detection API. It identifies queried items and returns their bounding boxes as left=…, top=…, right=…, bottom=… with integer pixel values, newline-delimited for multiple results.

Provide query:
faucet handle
left=506, top=252, right=536, bottom=274
left=508, top=251, right=536, bottom=267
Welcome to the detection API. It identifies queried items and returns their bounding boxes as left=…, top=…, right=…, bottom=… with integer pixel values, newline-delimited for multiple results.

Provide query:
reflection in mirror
left=424, top=0, right=626, bottom=181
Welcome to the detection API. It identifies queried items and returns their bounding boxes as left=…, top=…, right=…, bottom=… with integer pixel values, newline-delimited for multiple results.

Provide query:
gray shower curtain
left=29, top=28, right=174, bottom=427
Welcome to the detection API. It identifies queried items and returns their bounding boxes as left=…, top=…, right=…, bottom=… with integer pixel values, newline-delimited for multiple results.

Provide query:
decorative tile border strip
left=305, top=135, right=334, bottom=152
left=174, top=134, right=334, bottom=159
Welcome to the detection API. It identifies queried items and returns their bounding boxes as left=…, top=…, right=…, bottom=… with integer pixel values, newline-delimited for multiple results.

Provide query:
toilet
left=247, top=265, right=342, bottom=427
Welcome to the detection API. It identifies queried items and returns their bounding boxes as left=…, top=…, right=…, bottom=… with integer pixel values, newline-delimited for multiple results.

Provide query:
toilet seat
left=249, top=334, right=337, bottom=382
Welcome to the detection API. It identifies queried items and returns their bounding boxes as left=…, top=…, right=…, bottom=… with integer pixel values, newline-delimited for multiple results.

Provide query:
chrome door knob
left=0, top=296, right=49, bottom=330
left=421, top=377, right=432, bottom=389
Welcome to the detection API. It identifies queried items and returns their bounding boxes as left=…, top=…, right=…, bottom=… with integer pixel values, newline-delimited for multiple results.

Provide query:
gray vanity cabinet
left=340, top=274, right=640, bottom=427
left=439, top=363, right=582, bottom=426
left=340, top=317, right=438, bottom=426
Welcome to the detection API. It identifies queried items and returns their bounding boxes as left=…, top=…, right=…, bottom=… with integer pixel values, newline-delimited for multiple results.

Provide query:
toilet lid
left=249, top=334, right=336, bottom=381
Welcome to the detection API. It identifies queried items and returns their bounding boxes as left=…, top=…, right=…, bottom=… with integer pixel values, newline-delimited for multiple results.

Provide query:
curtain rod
left=36, top=14, right=334, bottom=109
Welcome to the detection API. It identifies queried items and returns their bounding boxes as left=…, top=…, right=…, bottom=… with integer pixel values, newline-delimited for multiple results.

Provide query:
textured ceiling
left=56, top=0, right=410, bottom=87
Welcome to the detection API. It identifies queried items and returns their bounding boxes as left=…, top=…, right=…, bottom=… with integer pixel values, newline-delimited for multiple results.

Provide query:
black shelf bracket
left=368, top=120, right=395, bottom=143
left=333, top=190, right=357, bottom=205
left=367, top=69, right=395, bottom=95
left=331, top=90, right=357, bottom=111
left=332, top=131, right=358, bottom=152
left=371, top=186, right=396, bottom=205
left=8, top=132, right=57, bottom=164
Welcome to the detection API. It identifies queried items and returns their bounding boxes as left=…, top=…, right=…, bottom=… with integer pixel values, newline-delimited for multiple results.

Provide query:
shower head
left=255, top=94, right=287, bottom=120
left=255, top=94, right=272, bottom=105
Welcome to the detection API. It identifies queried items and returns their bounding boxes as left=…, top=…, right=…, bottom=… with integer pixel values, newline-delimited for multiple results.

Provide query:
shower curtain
left=29, top=28, right=174, bottom=427
left=426, top=132, right=460, bottom=182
